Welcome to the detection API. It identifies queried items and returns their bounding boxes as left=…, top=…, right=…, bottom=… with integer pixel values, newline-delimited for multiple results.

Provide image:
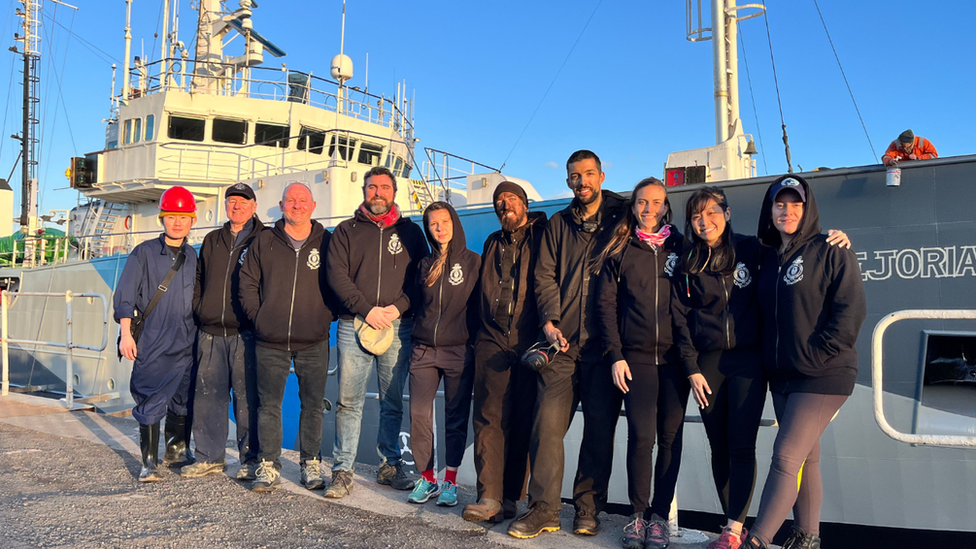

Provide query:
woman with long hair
left=742, top=175, right=866, bottom=549
left=670, top=187, right=767, bottom=549
left=595, top=177, right=687, bottom=549
left=406, top=202, right=481, bottom=507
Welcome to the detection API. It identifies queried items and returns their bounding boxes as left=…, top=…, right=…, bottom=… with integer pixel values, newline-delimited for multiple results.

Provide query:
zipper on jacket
left=376, top=227, right=384, bottom=305
left=723, top=277, right=731, bottom=350
left=286, top=246, right=301, bottom=352
left=653, top=247, right=660, bottom=366
left=220, top=235, right=242, bottom=338
left=433, top=274, right=444, bottom=345
left=775, top=264, right=782, bottom=370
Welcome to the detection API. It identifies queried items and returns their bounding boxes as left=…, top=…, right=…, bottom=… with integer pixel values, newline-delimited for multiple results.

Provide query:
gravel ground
left=0, top=418, right=505, bottom=549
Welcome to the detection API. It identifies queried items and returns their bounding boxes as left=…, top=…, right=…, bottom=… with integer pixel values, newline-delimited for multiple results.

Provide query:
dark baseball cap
left=768, top=176, right=806, bottom=203
left=226, top=182, right=256, bottom=201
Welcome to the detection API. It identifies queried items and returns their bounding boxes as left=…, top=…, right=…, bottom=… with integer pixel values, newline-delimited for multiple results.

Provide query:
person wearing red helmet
left=114, top=186, right=198, bottom=482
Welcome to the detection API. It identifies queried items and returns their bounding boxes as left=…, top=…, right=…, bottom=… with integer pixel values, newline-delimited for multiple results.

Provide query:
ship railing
left=0, top=235, right=74, bottom=269
left=125, top=58, right=414, bottom=137
left=872, top=309, right=976, bottom=447
left=154, top=128, right=415, bottom=183
left=421, top=148, right=500, bottom=202
left=1, top=291, right=112, bottom=411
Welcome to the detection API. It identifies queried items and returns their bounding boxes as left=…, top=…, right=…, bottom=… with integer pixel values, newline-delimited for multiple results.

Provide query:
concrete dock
left=0, top=392, right=727, bottom=549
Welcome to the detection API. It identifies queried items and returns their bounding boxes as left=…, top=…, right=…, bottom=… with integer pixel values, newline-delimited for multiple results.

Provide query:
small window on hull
left=297, top=126, right=326, bottom=155
left=213, top=118, right=248, bottom=144
left=168, top=115, right=206, bottom=142
left=255, top=122, right=289, bottom=148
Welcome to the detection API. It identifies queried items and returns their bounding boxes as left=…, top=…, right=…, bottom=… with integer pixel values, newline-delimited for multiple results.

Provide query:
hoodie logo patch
left=238, top=247, right=248, bottom=266
left=449, top=263, right=464, bottom=286
left=733, top=262, right=752, bottom=288
left=784, top=256, right=804, bottom=285
left=388, top=234, right=404, bottom=255
left=307, top=248, right=321, bottom=270
left=664, top=252, right=678, bottom=277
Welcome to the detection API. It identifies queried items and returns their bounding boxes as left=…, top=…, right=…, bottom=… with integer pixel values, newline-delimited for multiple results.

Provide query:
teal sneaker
left=407, top=478, right=439, bottom=504
left=436, top=481, right=458, bottom=506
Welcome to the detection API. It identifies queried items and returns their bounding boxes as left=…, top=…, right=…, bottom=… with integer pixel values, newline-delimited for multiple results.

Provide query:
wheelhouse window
left=358, top=142, right=384, bottom=166
left=297, top=126, right=326, bottom=155
left=329, top=136, right=356, bottom=161
left=212, top=117, right=248, bottom=144
left=133, top=118, right=142, bottom=143
left=144, top=114, right=155, bottom=141
left=168, top=115, right=206, bottom=142
left=123, top=119, right=132, bottom=145
left=255, top=122, right=289, bottom=148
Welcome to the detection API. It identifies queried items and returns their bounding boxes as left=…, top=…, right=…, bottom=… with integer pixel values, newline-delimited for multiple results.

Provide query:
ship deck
left=0, top=392, right=725, bottom=549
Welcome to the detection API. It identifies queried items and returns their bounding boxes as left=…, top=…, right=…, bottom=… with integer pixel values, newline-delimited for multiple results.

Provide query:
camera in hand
left=521, top=341, right=561, bottom=373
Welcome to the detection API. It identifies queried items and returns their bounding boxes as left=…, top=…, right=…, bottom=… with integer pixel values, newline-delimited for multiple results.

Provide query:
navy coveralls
left=113, top=234, right=197, bottom=425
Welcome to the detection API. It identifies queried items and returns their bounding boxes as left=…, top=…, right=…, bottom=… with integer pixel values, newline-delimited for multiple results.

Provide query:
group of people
left=114, top=150, right=867, bottom=549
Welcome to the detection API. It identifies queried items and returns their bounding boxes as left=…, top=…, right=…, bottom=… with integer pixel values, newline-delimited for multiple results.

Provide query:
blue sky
left=1, top=0, right=973, bottom=219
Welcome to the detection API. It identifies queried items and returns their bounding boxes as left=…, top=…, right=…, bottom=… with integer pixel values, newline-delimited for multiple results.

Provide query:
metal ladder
left=409, top=178, right=435, bottom=212
left=85, top=201, right=125, bottom=259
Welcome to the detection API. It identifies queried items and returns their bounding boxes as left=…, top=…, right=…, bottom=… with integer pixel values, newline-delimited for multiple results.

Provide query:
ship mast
left=13, top=0, right=42, bottom=227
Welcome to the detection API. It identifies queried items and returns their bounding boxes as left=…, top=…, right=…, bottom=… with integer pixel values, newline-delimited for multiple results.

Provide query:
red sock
left=422, top=469, right=435, bottom=483
left=444, top=469, right=457, bottom=485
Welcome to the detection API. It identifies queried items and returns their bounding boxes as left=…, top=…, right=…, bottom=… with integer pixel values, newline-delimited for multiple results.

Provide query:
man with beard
left=239, top=182, right=334, bottom=492
left=325, top=166, right=429, bottom=499
left=462, top=182, right=548, bottom=523
left=508, top=150, right=626, bottom=539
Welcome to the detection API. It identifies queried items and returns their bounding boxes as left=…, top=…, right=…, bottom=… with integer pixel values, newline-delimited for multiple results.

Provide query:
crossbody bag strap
left=143, top=250, right=186, bottom=320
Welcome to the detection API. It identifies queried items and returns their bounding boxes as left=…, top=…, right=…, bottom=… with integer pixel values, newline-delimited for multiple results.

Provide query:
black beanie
left=898, top=129, right=915, bottom=143
left=492, top=181, right=528, bottom=206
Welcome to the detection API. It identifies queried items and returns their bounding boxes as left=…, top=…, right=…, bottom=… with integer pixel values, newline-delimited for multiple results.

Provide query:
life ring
left=124, top=216, right=131, bottom=230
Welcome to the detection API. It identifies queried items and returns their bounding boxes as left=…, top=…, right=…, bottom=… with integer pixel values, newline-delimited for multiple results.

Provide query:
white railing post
left=64, top=291, right=74, bottom=409
left=2, top=290, right=9, bottom=396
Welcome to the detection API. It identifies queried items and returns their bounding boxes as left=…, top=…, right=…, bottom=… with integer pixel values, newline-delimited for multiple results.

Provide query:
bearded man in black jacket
left=239, top=182, right=335, bottom=493
left=325, top=166, right=429, bottom=499
left=508, top=150, right=626, bottom=539
left=462, top=181, right=547, bottom=524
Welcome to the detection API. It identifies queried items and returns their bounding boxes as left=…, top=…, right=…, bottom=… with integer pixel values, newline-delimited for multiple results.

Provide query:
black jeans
left=471, top=338, right=537, bottom=503
left=697, top=349, right=766, bottom=523
left=527, top=344, right=604, bottom=511
left=255, top=339, right=330, bottom=469
left=573, top=349, right=623, bottom=515
left=650, top=364, right=690, bottom=519
left=408, top=344, right=474, bottom=472
left=192, top=330, right=259, bottom=464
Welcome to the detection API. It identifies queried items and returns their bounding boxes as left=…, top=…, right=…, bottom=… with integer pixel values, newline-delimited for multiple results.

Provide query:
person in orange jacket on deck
left=882, top=129, right=938, bottom=166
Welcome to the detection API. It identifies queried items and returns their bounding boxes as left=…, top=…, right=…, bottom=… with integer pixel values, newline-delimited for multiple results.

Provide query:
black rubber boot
left=782, top=526, right=822, bottom=549
left=162, top=411, right=193, bottom=466
left=138, top=422, right=162, bottom=483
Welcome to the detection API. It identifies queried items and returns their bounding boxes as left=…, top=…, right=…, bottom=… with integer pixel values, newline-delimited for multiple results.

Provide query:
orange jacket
left=882, top=136, right=938, bottom=165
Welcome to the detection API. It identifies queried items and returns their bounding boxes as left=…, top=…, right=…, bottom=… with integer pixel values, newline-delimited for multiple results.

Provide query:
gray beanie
left=898, top=129, right=915, bottom=143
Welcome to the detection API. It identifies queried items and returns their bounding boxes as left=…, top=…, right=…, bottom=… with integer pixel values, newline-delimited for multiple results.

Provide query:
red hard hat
left=159, top=186, right=197, bottom=215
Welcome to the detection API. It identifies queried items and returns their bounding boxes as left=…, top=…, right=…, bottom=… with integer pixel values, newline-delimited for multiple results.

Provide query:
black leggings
left=751, top=392, right=848, bottom=544
left=697, top=350, right=767, bottom=524
left=622, top=363, right=689, bottom=518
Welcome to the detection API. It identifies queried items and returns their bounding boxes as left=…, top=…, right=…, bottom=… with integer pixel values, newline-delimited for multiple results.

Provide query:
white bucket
left=885, top=168, right=901, bottom=187
left=886, top=167, right=901, bottom=187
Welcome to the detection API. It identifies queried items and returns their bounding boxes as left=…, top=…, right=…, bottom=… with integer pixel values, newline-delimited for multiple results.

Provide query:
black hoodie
left=536, top=189, right=627, bottom=357
left=238, top=218, right=334, bottom=351
left=411, top=204, right=482, bottom=347
left=756, top=175, right=867, bottom=395
left=596, top=226, right=683, bottom=366
left=477, top=211, right=548, bottom=350
left=193, top=216, right=265, bottom=336
left=670, top=233, right=764, bottom=377
left=327, top=207, right=429, bottom=321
